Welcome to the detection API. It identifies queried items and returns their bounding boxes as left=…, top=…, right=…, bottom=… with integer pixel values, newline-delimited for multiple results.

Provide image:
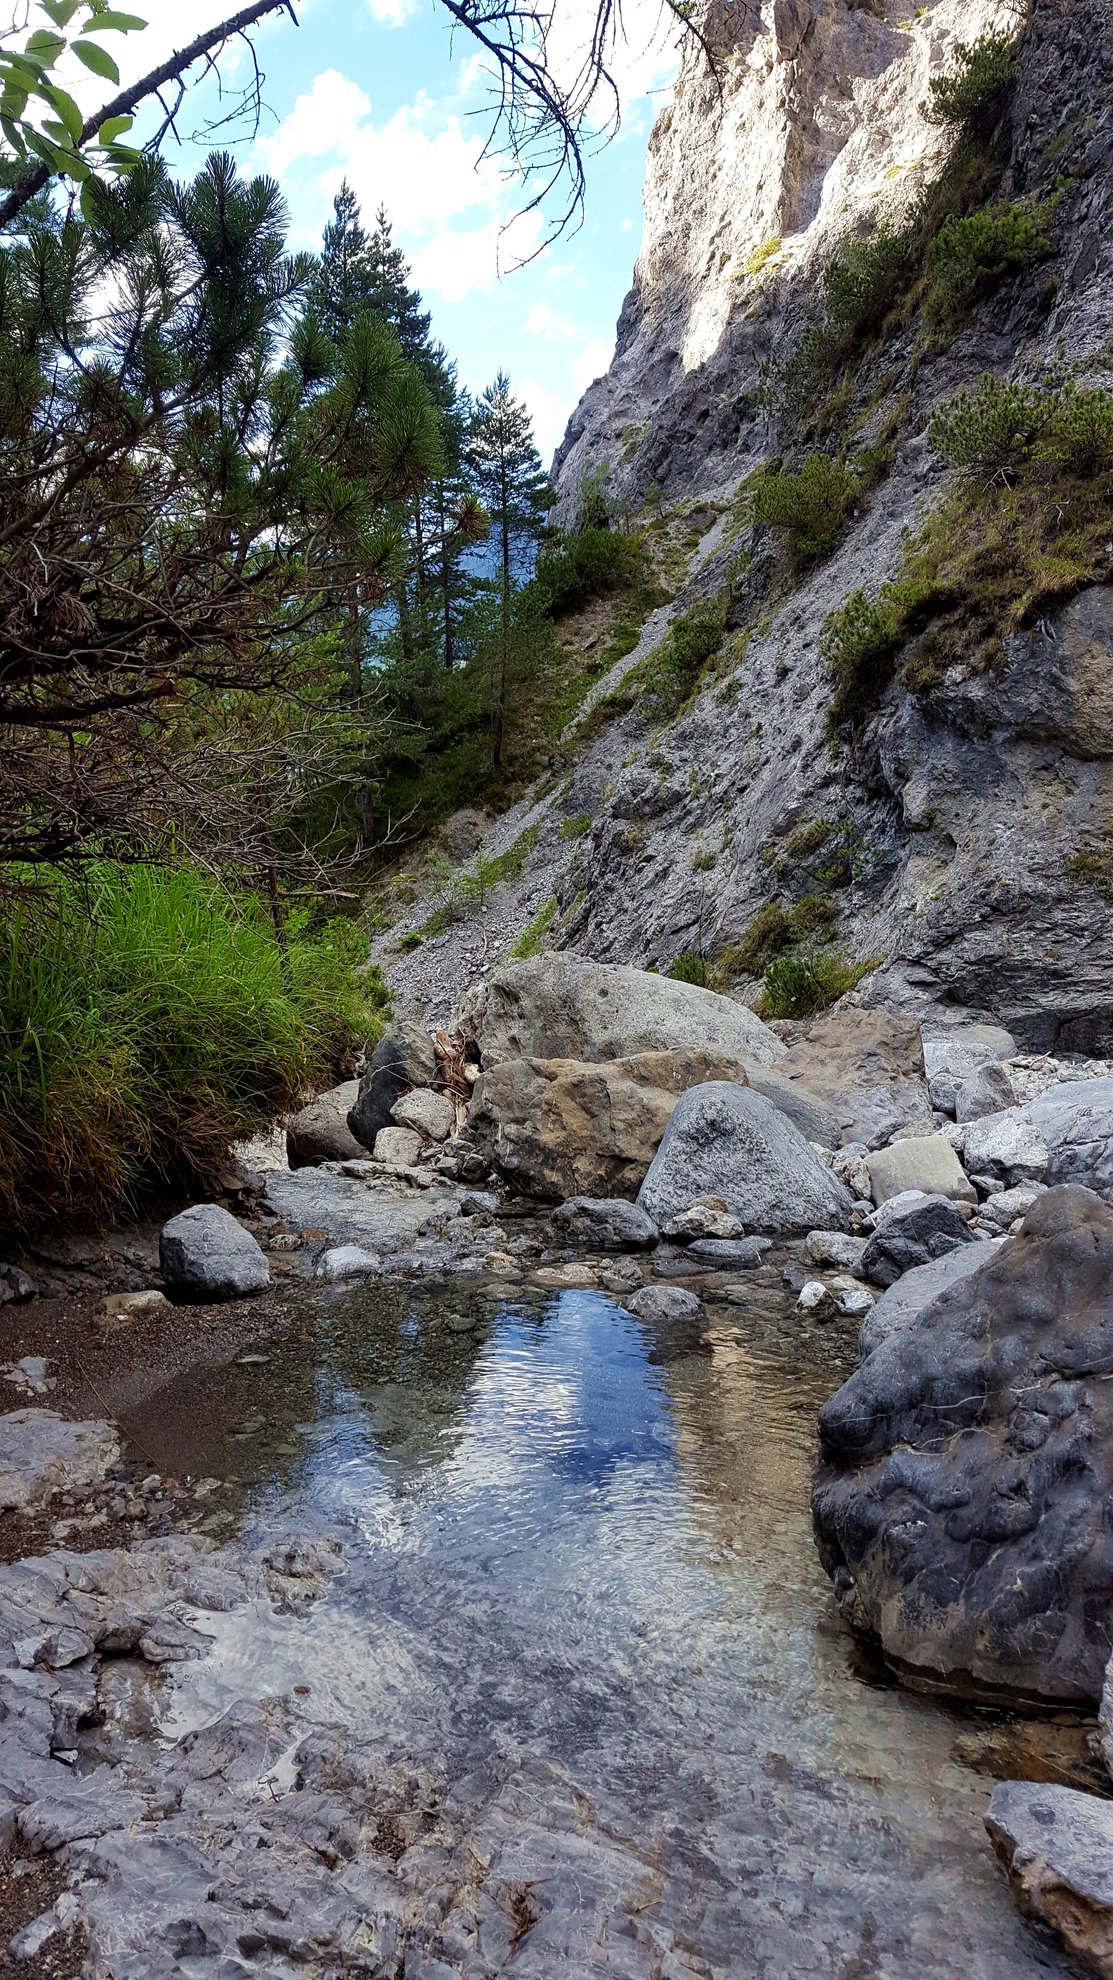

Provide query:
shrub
left=533, top=526, right=647, bottom=618
left=926, top=29, right=1023, bottom=135
left=643, top=593, right=729, bottom=714
left=421, top=822, right=541, bottom=933
left=509, top=898, right=558, bottom=959
left=927, top=198, right=1055, bottom=322
left=822, top=226, right=916, bottom=342
left=0, top=865, right=388, bottom=1236
left=752, top=454, right=859, bottom=561
left=559, top=813, right=592, bottom=839
left=757, top=947, right=875, bottom=1021
left=667, top=952, right=709, bottom=986
left=930, top=372, right=1064, bottom=482
left=822, top=582, right=921, bottom=727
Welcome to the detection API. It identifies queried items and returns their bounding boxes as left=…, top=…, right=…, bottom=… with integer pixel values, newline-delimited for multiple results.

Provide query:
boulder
left=286, top=1081, right=363, bottom=1168
left=858, top=1240, right=1005, bottom=1357
left=813, top=1187, right=1113, bottom=1704
left=661, top=1196, right=745, bottom=1241
left=865, top=1134, right=975, bottom=1206
left=637, top=1084, right=853, bottom=1237
left=391, top=1088, right=455, bottom=1143
left=859, top=1194, right=975, bottom=1289
left=372, top=1126, right=424, bottom=1168
left=687, top=1236, right=772, bottom=1267
left=748, top=1072, right=841, bottom=1150
left=776, top=1008, right=934, bottom=1149
left=805, top=1231, right=868, bottom=1273
left=348, top=1017, right=437, bottom=1151
left=985, top=1782, right=1113, bottom=1978
left=628, top=1284, right=702, bottom=1323
left=551, top=1197, right=659, bottom=1250
left=962, top=1110, right=1050, bottom=1189
left=922, top=1023, right=1016, bottom=1115
left=467, top=1047, right=753, bottom=1201
left=315, top=1245, right=380, bottom=1281
left=976, top=1183, right=1047, bottom=1236
left=159, top=1204, right=269, bottom=1300
left=954, top=1061, right=1017, bottom=1123
left=455, top=955, right=785, bottom=1073
left=1030, top=1077, right=1113, bottom=1198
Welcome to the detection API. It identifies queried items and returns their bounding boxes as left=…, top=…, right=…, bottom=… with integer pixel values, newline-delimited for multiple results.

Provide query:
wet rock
left=865, top=1135, right=975, bottom=1207
left=533, top=1262, right=598, bottom=1290
left=805, top=1230, right=868, bottom=1272
left=859, top=1195, right=975, bottom=1289
left=985, top=1781, right=1113, bottom=1976
left=637, top=1084, right=853, bottom=1237
left=372, top=1125, right=425, bottom=1168
left=551, top=1197, right=659, bottom=1250
left=315, top=1244, right=381, bottom=1281
left=286, top=1080, right=364, bottom=1168
left=814, top=1187, right=1113, bottom=1704
left=455, top=954, right=785, bottom=1072
left=661, top=1196, right=744, bottom=1241
left=391, top=1087, right=456, bottom=1143
left=468, top=1047, right=754, bottom=1201
left=348, top=1015, right=437, bottom=1151
left=159, top=1205, right=269, bottom=1300
left=0, top=1411, right=119, bottom=1513
left=628, top=1284, right=702, bottom=1322
left=954, top=1061, right=1018, bottom=1123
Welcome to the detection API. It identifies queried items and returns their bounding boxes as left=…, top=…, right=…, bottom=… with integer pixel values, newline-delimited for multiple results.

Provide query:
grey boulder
left=858, top=1239, right=1005, bottom=1357
left=628, top=1284, right=703, bottom=1323
left=286, top=1080, right=363, bottom=1168
left=391, top=1087, right=455, bottom=1142
left=962, top=1109, right=1050, bottom=1189
left=551, top=1197, right=659, bottom=1250
left=865, top=1134, right=975, bottom=1206
left=159, top=1204, right=269, bottom=1299
left=859, top=1194, right=975, bottom=1289
left=348, top=1016, right=437, bottom=1151
left=814, top=1186, right=1113, bottom=1704
left=986, top=1781, right=1113, bottom=1978
left=922, top=1023, right=1016, bottom=1116
left=637, top=1083, right=853, bottom=1237
left=954, top=1060, right=1017, bottom=1123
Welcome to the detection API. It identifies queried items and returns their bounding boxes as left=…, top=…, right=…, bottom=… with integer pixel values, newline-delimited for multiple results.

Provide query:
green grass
left=666, top=952, right=709, bottom=986
left=756, top=948, right=878, bottom=1020
left=0, top=864, right=389, bottom=1236
left=559, top=814, right=592, bottom=839
left=509, top=898, right=558, bottom=959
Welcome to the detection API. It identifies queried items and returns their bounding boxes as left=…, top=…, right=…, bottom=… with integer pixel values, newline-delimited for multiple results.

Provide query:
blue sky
left=57, top=0, right=682, bottom=458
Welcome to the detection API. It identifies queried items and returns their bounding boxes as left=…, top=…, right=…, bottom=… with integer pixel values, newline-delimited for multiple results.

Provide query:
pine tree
left=468, top=374, right=552, bottom=767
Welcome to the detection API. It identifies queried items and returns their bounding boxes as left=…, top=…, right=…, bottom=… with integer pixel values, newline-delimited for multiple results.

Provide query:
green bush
left=509, top=898, right=558, bottom=959
left=643, top=594, right=729, bottom=714
left=928, top=372, right=1093, bottom=483
left=666, top=952, right=709, bottom=986
left=822, top=582, right=921, bottom=728
left=926, top=29, right=1023, bottom=134
left=822, top=226, right=916, bottom=342
left=534, top=527, right=646, bottom=618
left=0, top=865, right=388, bottom=1235
left=752, top=454, right=859, bottom=561
left=927, top=198, right=1055, bottom=322
left=757, top=948, right=875, bottom=1021
left=559, top=813, right=592, bottom=839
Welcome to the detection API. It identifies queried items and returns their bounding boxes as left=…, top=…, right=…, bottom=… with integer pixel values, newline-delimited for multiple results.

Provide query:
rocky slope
left=380, top=0, right=1113, bottom=1056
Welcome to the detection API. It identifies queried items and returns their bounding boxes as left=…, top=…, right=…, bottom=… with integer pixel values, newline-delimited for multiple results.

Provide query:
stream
left=113, top=1275, right=1078, bottom=1977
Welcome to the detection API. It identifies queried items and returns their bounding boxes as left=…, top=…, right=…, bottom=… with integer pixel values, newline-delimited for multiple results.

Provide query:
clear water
left=119, top=1279, right=1078, bottom=1977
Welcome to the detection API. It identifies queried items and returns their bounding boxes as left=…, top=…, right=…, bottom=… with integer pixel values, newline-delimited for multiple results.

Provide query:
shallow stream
left=117, top=1276, right=1078, bottom=1977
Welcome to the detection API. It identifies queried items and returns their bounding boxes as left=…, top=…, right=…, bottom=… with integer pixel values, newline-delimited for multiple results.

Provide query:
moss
left=559, top=813, right=592, bottom=839
left=743, top=236, right=783, bottom=280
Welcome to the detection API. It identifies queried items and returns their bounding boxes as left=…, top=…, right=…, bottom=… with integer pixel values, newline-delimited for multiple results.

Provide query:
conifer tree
left=468, top=374, right=552, bottom=766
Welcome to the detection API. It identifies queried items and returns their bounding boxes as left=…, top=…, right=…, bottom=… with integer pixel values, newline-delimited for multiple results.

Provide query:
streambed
left=106, top=1275, right=1079, bottom=1977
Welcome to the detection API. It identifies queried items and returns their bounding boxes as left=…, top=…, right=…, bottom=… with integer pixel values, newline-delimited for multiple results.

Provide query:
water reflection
left=120, top=1281, right=1079, bottom=1978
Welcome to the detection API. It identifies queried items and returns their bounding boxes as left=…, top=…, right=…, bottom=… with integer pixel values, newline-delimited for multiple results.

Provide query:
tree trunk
left=493, top=456, right=511, bottom=771
left=438, top=482, right=455, bottom=671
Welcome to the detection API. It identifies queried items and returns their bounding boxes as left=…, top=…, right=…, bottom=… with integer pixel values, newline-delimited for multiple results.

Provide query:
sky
left=44, top=0, right=684, bottom=460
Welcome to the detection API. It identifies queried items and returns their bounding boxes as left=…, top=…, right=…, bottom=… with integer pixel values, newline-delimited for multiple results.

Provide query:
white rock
left=390, top=1087, right=456, bottom=1142
left=315, top=1245, right=380, bottom=1281
left=372, top=1125, right=425, bottom=1167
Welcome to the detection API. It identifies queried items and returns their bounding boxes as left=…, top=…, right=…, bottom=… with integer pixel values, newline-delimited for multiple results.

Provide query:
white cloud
left=410, top=206, right=546, bottom=303
left=364, top=0, right=419, bottom=25
left=524, top=301, right=578, bottom=340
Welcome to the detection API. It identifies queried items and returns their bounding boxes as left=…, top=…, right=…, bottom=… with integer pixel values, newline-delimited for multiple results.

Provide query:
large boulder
left=636, top=1083, right=853, bottom=1237
left=859, top=1239, right=1004, bottom=1357
left=922, top=1023, right=1017, bottom=1116
left=962, top=1109, right=1050, bottom=1189
left=776, top=1008, right=934, bottom=1149
left=813, top=1187, right=1113, bottom=1704
left=286, top=1081, right=363, bottom=1169
left=865, top=1134, right=975, bottom=1206
left=467, top=1048, right=751, bottom=1200
left=348, top=1017, right=437, bottom=1152
left=454, top=955, right=784, bottom=1073
left=859, top=1194, right=975, bottom=1289
left=962, top=1079, right=1113, bottom=1199
left=159, top=1204, right=269, bottom=1300
left=986, top=1782, right=1113, bottom=1978
left=551, top=1198, right=659, bottom=1249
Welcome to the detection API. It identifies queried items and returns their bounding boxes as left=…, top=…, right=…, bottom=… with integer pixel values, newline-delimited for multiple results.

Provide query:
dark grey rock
left=985, top=1780, right=1113, bottom=1976
left=954, top=1061, right=1017, bottom=1124
left=459, top=1190, right=500, bottom=1217
left=0, top=1263, right=35, bottom=1304
left=814, top=1186, right=1113, bottom=1704
left=159, top=1205, right=269, bottom=1300
left=551, top=1197, right=659, bottom=1250
left=686, top=1236, right=773, bottom=1267
left=348, top=1016, right=437, bottom=1151
left=859, top=1195, right=975, bottom=1289
left=859, top=1240, right=1005, bottom=1357
left=637, top=1084, right=853, bottom=1237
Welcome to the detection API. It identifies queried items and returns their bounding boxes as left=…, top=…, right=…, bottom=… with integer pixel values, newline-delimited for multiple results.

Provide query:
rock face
left=814, top=1187, right=1113, bottom=1704
left=286, top=1080, right=363, bottom=1168
left=637, top=1082, right=853, bottom=1236
left=348, top=1017, right=438, bottom=1152
left=468, top=1047, right=752, bottom=1200
left=456, top=955, right=784, bottom=1072
left=986, top=1782, right=1113, bottom=1978
left=0, top=1411, right=120, bottom=1514
left=159, top=1204, right=269, bottom=1300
